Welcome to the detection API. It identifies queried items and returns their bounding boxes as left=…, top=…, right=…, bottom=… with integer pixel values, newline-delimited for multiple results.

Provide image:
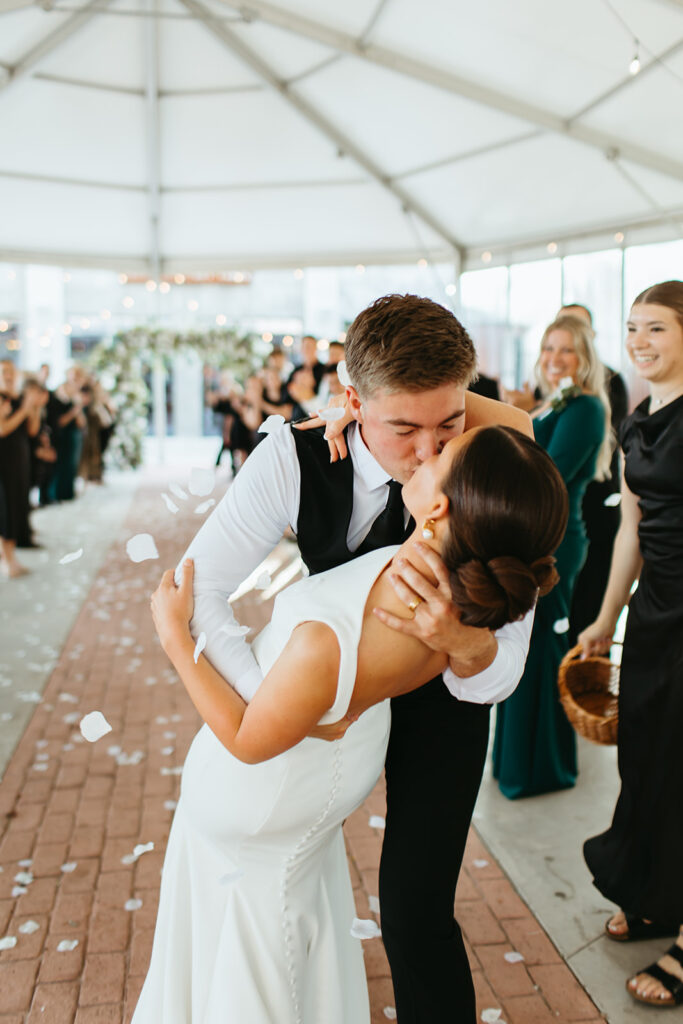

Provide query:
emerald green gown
left=492, top=394, right=606, bottom=799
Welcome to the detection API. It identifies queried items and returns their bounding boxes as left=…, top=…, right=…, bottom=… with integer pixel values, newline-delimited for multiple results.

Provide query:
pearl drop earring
left=422, top=518, right=436, bottom=540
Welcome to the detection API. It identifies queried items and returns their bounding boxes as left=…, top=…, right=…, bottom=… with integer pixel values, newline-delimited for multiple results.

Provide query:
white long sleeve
left=442, top=607, right=534, bottom=704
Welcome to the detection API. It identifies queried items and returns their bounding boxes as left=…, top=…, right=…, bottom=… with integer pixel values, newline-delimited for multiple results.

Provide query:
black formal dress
left=0, top=399, right=31, bottom=543
left=584, top=395, right=683, bottom=923
left=293, top=426, right=489, bottom=1024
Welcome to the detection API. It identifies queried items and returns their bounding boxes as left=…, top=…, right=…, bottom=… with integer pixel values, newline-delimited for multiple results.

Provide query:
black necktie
left=358, top=480, right=409, bottom=554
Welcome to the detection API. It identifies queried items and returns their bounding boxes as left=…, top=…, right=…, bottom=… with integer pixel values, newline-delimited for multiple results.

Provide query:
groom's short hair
left=344, top=294, right=477, bottom=399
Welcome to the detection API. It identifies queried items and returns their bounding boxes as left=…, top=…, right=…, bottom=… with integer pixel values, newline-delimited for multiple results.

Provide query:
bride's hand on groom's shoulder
left=151, top=559, right=195, bottom=653
left=373, top=543, right=497, bottom=676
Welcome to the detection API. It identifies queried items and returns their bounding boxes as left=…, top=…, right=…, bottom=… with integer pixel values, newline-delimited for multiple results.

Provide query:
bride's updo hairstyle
left=440, top=426, right=568, bottom=630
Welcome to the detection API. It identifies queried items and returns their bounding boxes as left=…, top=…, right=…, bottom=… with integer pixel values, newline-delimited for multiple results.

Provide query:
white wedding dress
left=132, top=546, right=397, bottom=1024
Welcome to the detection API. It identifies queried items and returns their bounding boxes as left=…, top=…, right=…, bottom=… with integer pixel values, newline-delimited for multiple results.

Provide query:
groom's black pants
left=379, top=676, right=491, bottom=1024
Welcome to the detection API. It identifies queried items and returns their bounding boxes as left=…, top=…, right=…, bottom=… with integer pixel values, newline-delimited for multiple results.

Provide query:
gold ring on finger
left=407, top=597, right=421, bottom=613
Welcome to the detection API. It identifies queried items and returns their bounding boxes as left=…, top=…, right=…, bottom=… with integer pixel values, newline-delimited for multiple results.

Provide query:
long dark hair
left=632, top=280, right=683, bottom=330
left=440, top=426, right=568, bottom=630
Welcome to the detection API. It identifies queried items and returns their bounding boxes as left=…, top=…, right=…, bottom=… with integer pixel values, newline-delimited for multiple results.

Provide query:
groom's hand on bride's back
left=373, top=542, right=497, bottom=678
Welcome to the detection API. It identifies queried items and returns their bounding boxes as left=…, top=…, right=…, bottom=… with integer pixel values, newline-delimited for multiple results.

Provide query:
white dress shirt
left=184, top=421, right=533, bottom=705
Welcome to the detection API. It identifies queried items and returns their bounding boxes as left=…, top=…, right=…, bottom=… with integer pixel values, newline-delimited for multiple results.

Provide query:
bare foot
left=628, top=928, right=683, bottom=1004
left=7, top=563, right=29, bottom=579
left=606, top=910, right=652, bottom=938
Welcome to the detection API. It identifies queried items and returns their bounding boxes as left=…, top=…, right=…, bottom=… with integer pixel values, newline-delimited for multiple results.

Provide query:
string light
left=445, top=284, right=457, bottom=296
left=0, top=320, right=8, bottom=332
left=547, top=242, right=558, bottom=254
left=417, top=257, right=428, bottom=267
left=317, top=339, right=329, bottom=351
left=282, top=335, right=294, bottom=347
left=174, top=273, right=186, bottom=285
left=262, top=332, right=273, bottom=343
left=614, top=231, right=625, bottom=243
left=122, top=296, right=134, bottom=309
left=118, top=273, right=128, bottom=285
left=293, top=269, right=304, bottom=280
left=80, top=318, right=90, bottom=330
left=62, top=324, right=72, bottom=335
left=481, top=251, right=492, bottom=263
left=159, top=282, right=171, bottom=294
left=216, top=314, right=227, bottom=326
left=100, top=309, right=111, bottom=320
left=145, top=280, right=157, bottom=292
left=188, top=300, right=199, bottom=312
left=629, top=42, right=641, bottom=75
left=355, top=264, right=365, bottom=274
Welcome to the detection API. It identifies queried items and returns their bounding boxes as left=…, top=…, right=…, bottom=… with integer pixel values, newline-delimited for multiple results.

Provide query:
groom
left=186, top=294, right=532, bottom=1023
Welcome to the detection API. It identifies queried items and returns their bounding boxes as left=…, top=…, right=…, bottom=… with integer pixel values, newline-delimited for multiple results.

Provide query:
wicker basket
left=557, top=644, right=619, bottom=746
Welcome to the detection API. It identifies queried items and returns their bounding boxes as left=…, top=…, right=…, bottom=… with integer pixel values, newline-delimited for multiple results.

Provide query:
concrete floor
left=1, top=451, right=676, bottom=1022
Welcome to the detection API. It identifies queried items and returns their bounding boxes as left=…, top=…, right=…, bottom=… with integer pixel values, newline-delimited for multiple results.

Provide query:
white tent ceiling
left=0, top=0, right=682, bottom=274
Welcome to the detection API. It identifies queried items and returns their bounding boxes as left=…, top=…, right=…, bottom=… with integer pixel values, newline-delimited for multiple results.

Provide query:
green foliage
left=88, top=326, right=257, bottom=469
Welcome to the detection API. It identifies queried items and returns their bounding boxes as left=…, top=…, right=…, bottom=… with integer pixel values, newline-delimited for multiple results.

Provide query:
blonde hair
left=535, top=315, right=613, bottom=481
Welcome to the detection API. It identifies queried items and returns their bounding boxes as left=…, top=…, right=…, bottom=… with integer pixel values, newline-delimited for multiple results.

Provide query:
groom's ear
left=346, top=386, right=363, bottom=423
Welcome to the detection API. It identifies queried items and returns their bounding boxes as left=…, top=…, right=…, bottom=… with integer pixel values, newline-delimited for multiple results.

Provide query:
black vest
left=292, top=425, right=400, bottom=576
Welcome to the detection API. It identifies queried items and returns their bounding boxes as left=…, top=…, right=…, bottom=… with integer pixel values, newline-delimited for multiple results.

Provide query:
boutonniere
left=549, top=376, right=581, bottom=413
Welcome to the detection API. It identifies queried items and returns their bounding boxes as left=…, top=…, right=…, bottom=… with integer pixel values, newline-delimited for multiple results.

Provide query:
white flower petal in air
left=255, top=572, right=272, bottom=590
left=220, top=622, right=250, bottom=637
left=124, top=898, right=143, bottom=911
left=60, top=863, right=77, bottom=873
left=0, top=936, right=17, bottom=950
left=504, top=951, right=524, bottom=963
left=59, top=548, right=83, bottom=565
left=79, top=711, right=112, bottom=743
left=133, top=842, right=154, bottom=859
left=161, top=493, right=179, bottom=514
left=56, top=939, right=79, bottom=952
left=169, top=483, right=188, bottom=501
left=19, top=920, right=40, bottom=935
left=473, top=859, right=489, bottom=869
left=258, top=414, right=286, bottom=435
left=368, top=815, right=386, bottom=830
left=337, top=361, right=351, bottom=387
left=350, top=918, right=382, bottom=940
left=552, top=617, right=570, bottom=634
left=193, top=632, right=207, bottom=663
left=126, top=534, right=159, bottom=563
left=194, top=499, right=216, bottom=515
left=481, top=1010, right=503, bottom=1023
left=604, top=493, right=621, bottom=507
left=319, top=406, right=346, bottom=422
left=189, top=467, right=215, bottom=496
left=368, top=895, right=381, bottom=914
left=383, top=1009, right=397, bottom=1020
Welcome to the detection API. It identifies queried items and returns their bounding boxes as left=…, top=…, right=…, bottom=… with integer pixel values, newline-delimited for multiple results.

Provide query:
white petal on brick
left=504, top=951, right=525, bottom=963
left=220, top=622, right=250, bottom=636
left=62, top=743, right=74, bottom=752
left=12, top=886, right=27, bottom=897
left=133, top=842, right=155, bottom=859
left=255, top=571, right=272, bottom=590
left=60, top=863, right=77, bottom=873
left=383, top=1009, right=397, bottom=1020
left=14, top=871, right=33, bottom=885
left=163, top=800, right=177, bottom=811
left=0, top=936, right=17, bottom=950
left=107, top=745, right=122, bottom=756
left=194, top=499, right=216, bottom=515
left=79, top=711, right=112, bottom=743
left=552, top=617, right=570, bottom=634
left=481, top=1010, right=503, bottom=1023
left=189, top=467, right=215, bottom=496
left=32, top=763, right=48, bottom=772
left=35, top=753, right=49, bottom=762
left=219, top=869, right=245, bottom=885
left=16, top=691, right=41, bottom=703
left=161, top=746, right=174, bottom=756
left=161, top=493, right=179, bottom=514
left=169, top=483, right=188, bottom=501
left=161, top=766, right=183, bottom=776
left=350, top=918, right=382, bottom=940
left=18, top=859, right=32, bottom=867
left=368, top=895, right=381, bottom=914
left=258, top=414, right=285, bottom=434
left=18, top=920, right=40, bottom=935
left=35, top=739, right=48, bottom=748
left=603, top=492, right=621, bottom=507
left=58, top=693, right=78, bottom=704
left=193, top=632, right=207, bottom=663
left=59, top=548, right=83, bottom=565
left=337, top=361, right=351, bottom=387
left=126, top=533, right=159, bottom=563
left=121, top=854, right=136, bottom=866
left=56, top=939, right=79, bottom=952
left=319, top=406, right=346, bottom=422
left=63, top=712, right=80, bottom=725
left=124, top=898, right=143, bottom=911
left=163, top=731, right=176, bottom=739
left=155, top=716, right=168, bottom=724
left=473, top=859, right=489, bottom=868
left=368, top=815, right=386, bottom=830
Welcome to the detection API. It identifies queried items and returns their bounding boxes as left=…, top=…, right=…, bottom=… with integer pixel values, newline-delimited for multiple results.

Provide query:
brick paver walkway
left=0, top=480, right=606, bottom=1023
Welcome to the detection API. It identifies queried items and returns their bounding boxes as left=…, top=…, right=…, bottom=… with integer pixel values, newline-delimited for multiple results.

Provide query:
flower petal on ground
left=169, top=483, right=188, bottom=501
left=194, top=499, right=216, bottom=515
left=61, top=863, right=77, bottom=873
left=132, top=842, right=154, bottom=859
left=161, top=493, right=179, bottom=514
left=124, top=898, right=143, bottom=911
left=56, top=939, right=79, bottom=952
left=18, top=921, right=40, bottom=935
left=79, top=711, right=112, bottom=743
left=189, top=467, right=215, bottom=496
left=473, top=858, right=489, bottom=868
left=59, top=549, right=83, bottom=565
left=504, top=951, right=524, bottom=963
left=126, top=534, right=159, bottom=563
left=481, top=1010, right=503, bottom=1023
left=350, top=918, right=382, bottom=939
left=0, top=936, right=17, bottom=950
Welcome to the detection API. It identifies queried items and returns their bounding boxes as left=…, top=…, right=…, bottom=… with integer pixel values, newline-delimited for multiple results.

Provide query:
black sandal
left=628, top=943, right=683, bottom=1007
left=605, top=912, right=680, bottom=943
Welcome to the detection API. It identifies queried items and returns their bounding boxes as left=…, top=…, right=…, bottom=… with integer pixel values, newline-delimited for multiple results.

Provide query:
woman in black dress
left=579, top=280, right=683, bottom=1008
left=0, top=364, right=43, bottom=578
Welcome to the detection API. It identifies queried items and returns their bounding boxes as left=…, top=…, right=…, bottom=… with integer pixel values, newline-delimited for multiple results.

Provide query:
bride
left=133, top=425, right=568, bottom=1024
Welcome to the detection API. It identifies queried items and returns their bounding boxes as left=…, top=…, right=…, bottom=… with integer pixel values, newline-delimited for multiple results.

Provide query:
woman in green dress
left=493, top=314, right=612, bottom=798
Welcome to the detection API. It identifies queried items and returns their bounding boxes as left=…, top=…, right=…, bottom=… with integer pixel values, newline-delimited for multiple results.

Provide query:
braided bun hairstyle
left=441, top=427, right=568, bottom=630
